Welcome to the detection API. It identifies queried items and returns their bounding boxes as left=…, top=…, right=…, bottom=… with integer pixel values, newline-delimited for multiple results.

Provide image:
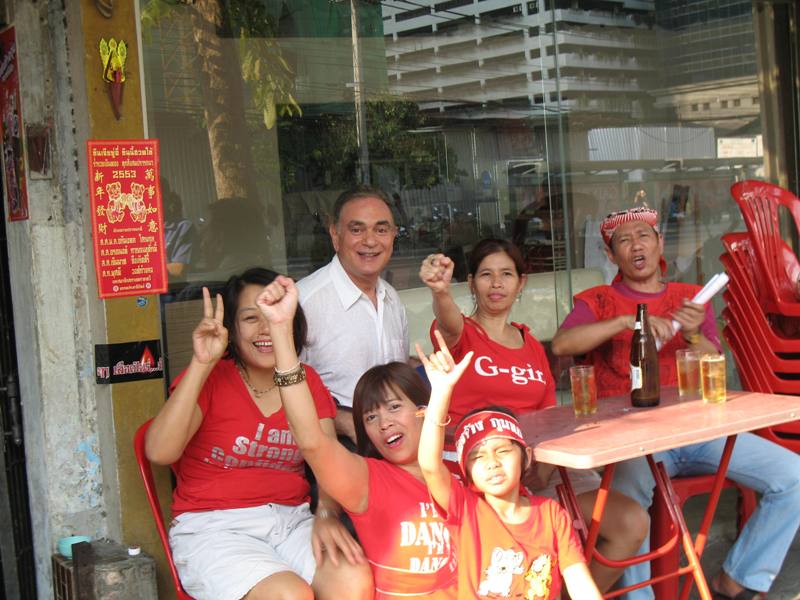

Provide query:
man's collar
left=329, top=255, right=387, bottom=309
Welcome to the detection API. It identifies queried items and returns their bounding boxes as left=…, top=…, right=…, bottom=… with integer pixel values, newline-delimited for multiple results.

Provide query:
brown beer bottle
left=630, top=303, right=660, bottom=407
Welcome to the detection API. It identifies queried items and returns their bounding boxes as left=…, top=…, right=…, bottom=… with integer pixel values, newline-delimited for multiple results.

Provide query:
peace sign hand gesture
left=415, top=329, right=473, bottom=395
left=192, top=287, right=228, bottom=365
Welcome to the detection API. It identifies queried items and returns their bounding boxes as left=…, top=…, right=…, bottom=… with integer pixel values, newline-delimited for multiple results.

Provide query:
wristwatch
left=683, top=330, right=701, bottom=345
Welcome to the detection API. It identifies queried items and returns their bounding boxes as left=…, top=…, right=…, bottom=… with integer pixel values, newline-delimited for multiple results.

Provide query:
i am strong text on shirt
left=204, top=423, right=303, bottom=472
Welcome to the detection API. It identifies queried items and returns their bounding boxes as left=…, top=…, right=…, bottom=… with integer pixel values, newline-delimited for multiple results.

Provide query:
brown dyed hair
left=467, top=238, right=526, bottom=278
left=352, top=362, right=429, bottom=459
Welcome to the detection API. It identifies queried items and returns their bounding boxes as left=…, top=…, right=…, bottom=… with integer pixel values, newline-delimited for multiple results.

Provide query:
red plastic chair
left=723, top=322, right=800, bottom=394
left=722, top=325, right=800, bottom=452
left=133, top=419, right=194, bottom=600
left=721, top=235, right=800, bottom=379
left=722, top=233, right=800, bottom=342
left=721, top=232, right=800, bottom=346
left=720, top=250, right=800, bottom=385
left=723, top=325, right=774, bottom=392
left=721, top=232, right=770, bottom=307
left=755, top=421, right=800, bottom=454
left=650, top=475, right=756, bottom=599
left=721, top=258, right=800, bottom=355
left=730, top=180, right=800, bottom=317
left=723, top=305, right=800, bottom=373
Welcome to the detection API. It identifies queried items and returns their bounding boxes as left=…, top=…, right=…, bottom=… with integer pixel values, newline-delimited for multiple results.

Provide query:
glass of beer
left=700, top=354, right=727, bottom=404
left=570, top=365, right=597, bottom=416
left=676, top=349, right=701, bottom=400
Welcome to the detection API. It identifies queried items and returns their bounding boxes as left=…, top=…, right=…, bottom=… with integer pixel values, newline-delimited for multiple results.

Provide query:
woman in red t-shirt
left=145, top=268, right=372, bottom=600
left=255, top=276, right=458, bottom=600
left=420, top=239, right=648, bottom=592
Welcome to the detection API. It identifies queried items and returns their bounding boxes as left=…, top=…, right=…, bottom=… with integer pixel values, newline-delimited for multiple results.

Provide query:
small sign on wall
left=0, top=26, right=29, bottom=221
left=87, top=139, right=167, bottom=298
left=95, top=339, right=164, bottom=384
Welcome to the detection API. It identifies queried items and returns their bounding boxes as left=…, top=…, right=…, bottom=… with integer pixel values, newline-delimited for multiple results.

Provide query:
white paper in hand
left=655, top=273, right=729, bottom=351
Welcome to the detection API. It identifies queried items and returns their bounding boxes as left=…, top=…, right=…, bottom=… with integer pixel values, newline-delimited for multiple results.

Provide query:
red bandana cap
left=600, top=207, right=660, bottom=246
left=454, top=410, right=527, bottom=479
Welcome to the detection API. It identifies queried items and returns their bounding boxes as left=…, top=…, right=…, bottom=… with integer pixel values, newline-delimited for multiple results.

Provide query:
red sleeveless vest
left=575, top=282, right=702, bottom=398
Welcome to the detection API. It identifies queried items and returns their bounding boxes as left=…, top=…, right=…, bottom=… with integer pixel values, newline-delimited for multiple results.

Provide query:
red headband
left=454, top=410, right=526, bottom=478
left=600, top=207, right=659, bottom=246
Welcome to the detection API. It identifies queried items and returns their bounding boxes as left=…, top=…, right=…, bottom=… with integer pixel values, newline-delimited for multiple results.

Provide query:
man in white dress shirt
left=297, top=186, right=409, bottom=440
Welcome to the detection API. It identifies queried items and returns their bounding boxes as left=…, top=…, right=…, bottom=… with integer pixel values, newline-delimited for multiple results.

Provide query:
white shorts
left=169, top=503, right=317, bottom=600
left=534, top=467, right=602, bottom=501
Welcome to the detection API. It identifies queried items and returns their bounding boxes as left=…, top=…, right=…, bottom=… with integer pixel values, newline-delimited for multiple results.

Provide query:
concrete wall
left=8, top=2, right=110, bottom=596
left=6, top=2, right=173, bottom=598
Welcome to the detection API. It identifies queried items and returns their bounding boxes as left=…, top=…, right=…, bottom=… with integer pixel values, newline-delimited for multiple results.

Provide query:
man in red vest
left=553, top=207, right=719, bottom=394
left=552, top=207, right=800, bottom=600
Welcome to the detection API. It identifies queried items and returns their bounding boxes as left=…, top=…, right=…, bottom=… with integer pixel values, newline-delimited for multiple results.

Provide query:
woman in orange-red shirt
left=256, top=275, right=458, bottom=599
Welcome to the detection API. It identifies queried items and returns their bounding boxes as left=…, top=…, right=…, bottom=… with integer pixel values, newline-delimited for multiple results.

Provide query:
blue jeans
left=611, top=432, right=800, bottom=598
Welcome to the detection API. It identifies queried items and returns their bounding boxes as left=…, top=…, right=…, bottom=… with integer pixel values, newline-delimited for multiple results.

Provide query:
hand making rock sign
left=256, top=276, right=460, bottom=599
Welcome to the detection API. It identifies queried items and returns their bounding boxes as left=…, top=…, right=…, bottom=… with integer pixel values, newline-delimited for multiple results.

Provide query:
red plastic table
left=517, top=388, right=800, bottom=599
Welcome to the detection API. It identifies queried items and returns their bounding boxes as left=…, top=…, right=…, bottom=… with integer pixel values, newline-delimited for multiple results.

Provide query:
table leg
left=556, top=465, right=614, bottom=561
left=648, top=457, right=713, bottom=600
left=556, top=466, right=588, bottom=543
left=555, top=456, right=717, bottom=600
left=586, top=464, right=614, bottom=559
left=677, top=435, right=738, bottom=600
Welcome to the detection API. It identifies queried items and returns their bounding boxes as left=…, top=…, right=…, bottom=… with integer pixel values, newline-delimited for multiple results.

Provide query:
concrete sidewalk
left=685, top=489, right=800, bottom=599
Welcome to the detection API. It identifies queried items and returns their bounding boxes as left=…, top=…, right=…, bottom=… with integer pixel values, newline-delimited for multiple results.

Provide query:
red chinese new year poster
left=87, top=139, right=167, bottom=298
left=0, top=26, right=28, bottom=221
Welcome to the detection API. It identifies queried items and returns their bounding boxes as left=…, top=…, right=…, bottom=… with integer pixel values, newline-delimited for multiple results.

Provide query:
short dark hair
left=332, top=185, right=394, bottom=224
left=467, top=238, right=526, bottom=278
left=352, top=362, right=429, bottom=459
left=457, top=405, right=530, bottom=480
left=222, top=267, right=307, bottom=362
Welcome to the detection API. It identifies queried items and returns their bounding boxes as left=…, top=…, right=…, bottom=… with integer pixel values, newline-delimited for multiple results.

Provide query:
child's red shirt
left=443, top=477, right=584, bottom=599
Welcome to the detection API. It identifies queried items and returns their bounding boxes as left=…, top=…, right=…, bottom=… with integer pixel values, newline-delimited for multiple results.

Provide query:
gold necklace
left=238, top=365, right=276, bottom=398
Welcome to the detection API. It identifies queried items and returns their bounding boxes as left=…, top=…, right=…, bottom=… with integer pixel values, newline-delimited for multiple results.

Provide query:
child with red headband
left=417, top=331, right=602, bottom=599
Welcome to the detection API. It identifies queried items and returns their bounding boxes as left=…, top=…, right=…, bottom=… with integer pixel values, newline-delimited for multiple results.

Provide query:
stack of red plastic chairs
left=721, top=180, right=800, bottom=451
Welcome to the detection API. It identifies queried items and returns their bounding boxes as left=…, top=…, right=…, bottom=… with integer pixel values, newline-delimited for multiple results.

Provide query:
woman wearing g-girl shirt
left=420, top=238, right=648, bottom=593
left=255, top=274, right=458, bottom=599
left=423, top=239, right=554, bottom=424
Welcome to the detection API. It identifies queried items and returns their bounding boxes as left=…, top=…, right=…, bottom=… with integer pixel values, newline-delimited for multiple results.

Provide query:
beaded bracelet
left=275, top=361, right=301, bottom=375
left=273, top=363, right=306, bottom=387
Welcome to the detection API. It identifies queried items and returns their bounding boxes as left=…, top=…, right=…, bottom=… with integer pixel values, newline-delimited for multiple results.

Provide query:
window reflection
left=141, top=0, right=784, bottom=382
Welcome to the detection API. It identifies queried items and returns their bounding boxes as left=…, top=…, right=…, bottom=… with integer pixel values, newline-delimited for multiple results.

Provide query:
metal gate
left=0, top=187, right=36, bottom=598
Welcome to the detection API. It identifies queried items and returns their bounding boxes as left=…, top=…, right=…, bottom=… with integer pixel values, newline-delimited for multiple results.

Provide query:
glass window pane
left=140, top=0, right=792, bottom=389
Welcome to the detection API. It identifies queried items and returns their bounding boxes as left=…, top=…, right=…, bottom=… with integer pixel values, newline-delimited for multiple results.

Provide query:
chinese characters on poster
left=87, top=139, right=167, bottom=298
